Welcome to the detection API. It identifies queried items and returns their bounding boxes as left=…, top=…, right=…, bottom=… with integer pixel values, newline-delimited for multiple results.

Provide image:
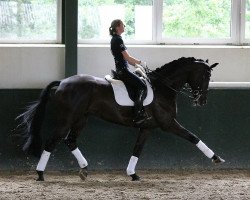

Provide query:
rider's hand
left=135, top=63, right=146, bottom=73
left=140, top=61, right=147, bottom=68
left=135, top=68, right=147, bottom=79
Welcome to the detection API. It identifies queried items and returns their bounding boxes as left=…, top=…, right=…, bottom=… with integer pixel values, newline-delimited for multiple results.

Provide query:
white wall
left=78, top=45, right=250, bottom=83
left=0, top=45, right=65, bottom=88
left=0, top=45, right=250, bottom=88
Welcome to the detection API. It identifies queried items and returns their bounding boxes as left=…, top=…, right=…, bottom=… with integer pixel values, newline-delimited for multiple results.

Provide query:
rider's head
left=109, top=19, right=125, bottom=36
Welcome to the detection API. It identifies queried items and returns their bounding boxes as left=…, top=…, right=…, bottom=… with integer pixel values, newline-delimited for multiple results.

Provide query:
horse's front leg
left=167, top=119, right=225, bottom=163
left=126, top=128, right=150, bottom=181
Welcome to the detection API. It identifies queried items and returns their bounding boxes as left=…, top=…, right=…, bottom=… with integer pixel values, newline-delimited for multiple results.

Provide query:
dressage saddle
left=111, top=70, right=147, bottom=103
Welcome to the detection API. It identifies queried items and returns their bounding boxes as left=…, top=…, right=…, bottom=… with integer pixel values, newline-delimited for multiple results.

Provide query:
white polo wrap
left=71, top=148, right=88, bottom=168
left=126, top=156, right=138, bottom=175
left=36, top=150, right=51, bottom=171
left=196, top=140, right=214, bottom=158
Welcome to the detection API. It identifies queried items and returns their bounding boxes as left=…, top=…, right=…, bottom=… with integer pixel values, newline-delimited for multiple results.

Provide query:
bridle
left=144, top=65, right=211, bottom=101
left=192, top=69, right=212, bottom=103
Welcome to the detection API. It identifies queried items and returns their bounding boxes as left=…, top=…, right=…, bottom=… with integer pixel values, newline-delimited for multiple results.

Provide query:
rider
left=109, top=19, right=149, bottom=125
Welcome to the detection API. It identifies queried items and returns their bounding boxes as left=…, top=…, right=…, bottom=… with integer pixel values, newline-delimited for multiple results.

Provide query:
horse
left=16, top=57, right=225, bottom=181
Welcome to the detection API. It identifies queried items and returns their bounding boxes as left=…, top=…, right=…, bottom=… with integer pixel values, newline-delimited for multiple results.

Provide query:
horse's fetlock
left=130, top=174, right=140, bottom=181
left=36, top=170, right=44, bottom=181
left=79, top=167, right=88, bottom=181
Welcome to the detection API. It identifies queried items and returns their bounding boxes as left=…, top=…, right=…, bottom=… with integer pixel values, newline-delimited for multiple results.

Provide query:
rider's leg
left=133, top=89, right=148, bottom=124
left=119, top=69, right=148, bottom=124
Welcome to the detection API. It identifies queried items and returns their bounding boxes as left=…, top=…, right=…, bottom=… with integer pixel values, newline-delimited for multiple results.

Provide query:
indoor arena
left=0, top=0, right=249, bottom=199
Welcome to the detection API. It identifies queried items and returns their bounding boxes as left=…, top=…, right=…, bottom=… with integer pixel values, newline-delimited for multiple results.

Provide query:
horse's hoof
left=36, top=177, right=44, bottom=181
left=36, top=170, right=44, bottom=181
left=130, top=173, right=140, bottom=181
left=212, top=155, right=225, bottom=164
left=79, top=167, right=88, bottom=181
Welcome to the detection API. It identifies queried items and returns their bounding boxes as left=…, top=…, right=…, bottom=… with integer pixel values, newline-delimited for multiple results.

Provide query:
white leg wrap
left=71, top=148, right=88, bottom=168
left=196, top=140, right=214, bottom=159
left=36, top=150, right=51, bottom=171
left=126, top=156, right=138, bottom=175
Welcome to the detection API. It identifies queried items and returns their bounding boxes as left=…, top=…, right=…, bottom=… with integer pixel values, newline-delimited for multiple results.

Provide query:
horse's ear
left=206, top=59, right=209, bottom=63
left=210, top=63, right=219, bottom=69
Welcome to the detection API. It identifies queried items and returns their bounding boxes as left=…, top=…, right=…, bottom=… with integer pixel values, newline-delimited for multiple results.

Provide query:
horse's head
left=147, top=57, right=218, bottom=106
left=188, top=61, right=218, bottom=106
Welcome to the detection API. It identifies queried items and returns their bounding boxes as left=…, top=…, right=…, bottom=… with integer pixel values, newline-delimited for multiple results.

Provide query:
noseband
left=191, top=68, right=211, bottom=103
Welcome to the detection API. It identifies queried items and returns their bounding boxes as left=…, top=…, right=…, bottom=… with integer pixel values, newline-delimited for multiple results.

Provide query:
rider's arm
left=121, top=50, right=141, bottom=66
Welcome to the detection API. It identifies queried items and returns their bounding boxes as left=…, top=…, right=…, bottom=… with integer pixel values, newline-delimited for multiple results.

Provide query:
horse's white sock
left=71, top=148, right=88, bottom=168
left=196, top=140, right=214, bottom=158
left=126, top=156, right=138, bottom=175
left=36, top=150, right=51, bottom=171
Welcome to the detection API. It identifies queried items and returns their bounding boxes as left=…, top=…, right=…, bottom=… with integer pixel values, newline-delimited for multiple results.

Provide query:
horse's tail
left=16, top=81, right=61, bottom=158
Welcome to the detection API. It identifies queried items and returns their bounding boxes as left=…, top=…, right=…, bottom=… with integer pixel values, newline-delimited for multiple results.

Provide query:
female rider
left=109, top=19, right=149, bottom=125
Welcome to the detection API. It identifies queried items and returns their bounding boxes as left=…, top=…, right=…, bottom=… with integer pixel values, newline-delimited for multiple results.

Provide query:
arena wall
left=1, top=45, right=250, bottom=88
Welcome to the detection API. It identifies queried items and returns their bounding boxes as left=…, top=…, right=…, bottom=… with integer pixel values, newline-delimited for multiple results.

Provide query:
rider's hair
left=109, top=19, right=122, bottom=36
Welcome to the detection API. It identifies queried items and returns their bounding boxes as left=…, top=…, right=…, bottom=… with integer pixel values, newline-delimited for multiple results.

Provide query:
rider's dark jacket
left=110, top=34, right=146, bottom=94
left=110, top=34, right=128, bottom=71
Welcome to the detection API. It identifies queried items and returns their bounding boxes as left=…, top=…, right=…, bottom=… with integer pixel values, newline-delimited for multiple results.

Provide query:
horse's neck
left=170, top=75, right=187, bottom=91
left=149, top=78, right=181, bottom=104
left=150, top=71, right=187, bottom=92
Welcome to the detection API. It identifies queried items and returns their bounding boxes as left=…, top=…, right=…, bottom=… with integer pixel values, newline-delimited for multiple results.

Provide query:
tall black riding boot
left=133, top=90, right=149, bottom=125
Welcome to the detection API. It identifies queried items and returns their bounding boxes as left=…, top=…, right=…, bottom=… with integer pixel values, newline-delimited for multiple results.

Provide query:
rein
left=145, top=66, right=195, bottom=99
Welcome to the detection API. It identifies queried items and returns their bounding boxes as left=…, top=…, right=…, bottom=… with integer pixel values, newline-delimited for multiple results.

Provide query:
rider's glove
left=135, top=63, right=146, bottom=73
left=135, top=68, right=147, bottom=79
left=140, top=61, right=147, bottom=68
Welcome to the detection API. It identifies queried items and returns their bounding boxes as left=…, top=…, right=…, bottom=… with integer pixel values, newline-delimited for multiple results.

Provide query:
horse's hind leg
left=64, top=118, right=88, bottom=180
left=126, top=128, right=150, bottom=181
left=36, top=119, right=71, bottom=181
left=168, top=119, right=225, bottom=163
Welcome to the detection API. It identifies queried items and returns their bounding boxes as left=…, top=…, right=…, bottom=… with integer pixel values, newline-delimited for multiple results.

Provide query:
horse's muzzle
left=199, top=98, right=207, bottom=106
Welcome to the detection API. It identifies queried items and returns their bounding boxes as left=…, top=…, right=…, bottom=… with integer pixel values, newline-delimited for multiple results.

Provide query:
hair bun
left=109, top=19, right=122, bottom=36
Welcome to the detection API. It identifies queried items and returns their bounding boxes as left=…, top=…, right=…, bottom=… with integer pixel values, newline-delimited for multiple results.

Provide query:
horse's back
left=54, top=74, right=113, bottom=105
left=59, top=74, right=107, bottom=87
left=52, top=74, right=122, bottom=123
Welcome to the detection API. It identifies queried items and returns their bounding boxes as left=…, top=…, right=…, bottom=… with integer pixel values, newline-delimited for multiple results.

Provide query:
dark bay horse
left=17, top=57, right=224, bottom=181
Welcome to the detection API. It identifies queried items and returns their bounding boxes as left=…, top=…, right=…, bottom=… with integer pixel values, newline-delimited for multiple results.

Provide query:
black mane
left=148, top=57, right=206, bottom=76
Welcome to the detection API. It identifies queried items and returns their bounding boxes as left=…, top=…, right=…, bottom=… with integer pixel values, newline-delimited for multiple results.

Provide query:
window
left=0, top=0, right=249, bottom=44
left=78, top=0, right=153, bottom=42
left=78, top=0, right=249, bottom=45
left=162, top=0, right=231, bottom=40
left=0, top=0, right=58, bottom=42
left=246, top=0, right=250, bottom=39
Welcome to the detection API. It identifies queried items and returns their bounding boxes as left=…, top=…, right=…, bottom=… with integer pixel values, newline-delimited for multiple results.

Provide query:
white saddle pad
left=105, top=75, right=154, bottom=106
